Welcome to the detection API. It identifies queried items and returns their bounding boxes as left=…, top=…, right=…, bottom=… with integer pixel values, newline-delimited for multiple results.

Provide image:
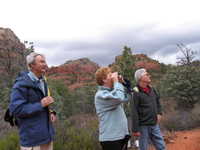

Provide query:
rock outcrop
left=47, top=58, right=99, bottom=90
left=0, top=28, right=27, bottom=86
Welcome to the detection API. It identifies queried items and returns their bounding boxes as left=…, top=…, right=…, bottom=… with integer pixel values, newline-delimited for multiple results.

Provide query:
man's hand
left=132, top=132, right=141, bottom=137
left=41, top=96, right=54, bottom=107
left=50, top=113, right=56, bottom=122
left=118, top=74, right=124, bottom=83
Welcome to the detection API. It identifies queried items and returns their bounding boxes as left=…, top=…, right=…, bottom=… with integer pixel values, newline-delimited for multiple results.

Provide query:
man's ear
left=29, top=63, right=35, bottom=70
left=29, top=64, right=33, bottom=69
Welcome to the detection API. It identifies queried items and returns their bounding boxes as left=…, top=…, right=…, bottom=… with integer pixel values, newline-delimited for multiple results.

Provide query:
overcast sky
left=1, top=0, right=200, bottom=66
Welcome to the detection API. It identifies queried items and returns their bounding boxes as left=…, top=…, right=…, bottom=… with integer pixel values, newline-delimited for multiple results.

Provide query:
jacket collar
left=28, top=71, right=44, bottom=82
left=98, top=86, right=112, bottom=91
left=137, top=84, right=152, bottom=94
left=14, top=71, right=43, bottom=91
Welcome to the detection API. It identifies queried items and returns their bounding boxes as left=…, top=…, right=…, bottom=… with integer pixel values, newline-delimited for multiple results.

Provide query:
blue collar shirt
left=28, top=71, right=46, bottom=95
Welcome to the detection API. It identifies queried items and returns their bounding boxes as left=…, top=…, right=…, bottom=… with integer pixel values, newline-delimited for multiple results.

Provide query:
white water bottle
left=135, top=139, right=139, bottom=148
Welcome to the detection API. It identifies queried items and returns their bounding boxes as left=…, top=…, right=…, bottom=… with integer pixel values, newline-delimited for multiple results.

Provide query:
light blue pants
left=139, top=125, right=165, bottom=150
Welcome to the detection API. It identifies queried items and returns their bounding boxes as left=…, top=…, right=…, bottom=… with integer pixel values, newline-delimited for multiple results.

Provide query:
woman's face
left=103, top=70, right=113, bottom=88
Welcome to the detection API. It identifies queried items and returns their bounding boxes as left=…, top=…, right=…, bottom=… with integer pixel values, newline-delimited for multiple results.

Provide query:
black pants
left=100, top=136, right=129, bottom=150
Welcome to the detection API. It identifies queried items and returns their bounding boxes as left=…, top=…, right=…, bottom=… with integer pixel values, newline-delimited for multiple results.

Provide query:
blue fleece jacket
left=95, top=82, right=129, bottom=141
left=9, top=71, right=55, bottom=147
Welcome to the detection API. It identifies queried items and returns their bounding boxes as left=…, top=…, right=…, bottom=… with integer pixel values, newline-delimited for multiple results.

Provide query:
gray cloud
left=34, top=24, right=200, bottom=66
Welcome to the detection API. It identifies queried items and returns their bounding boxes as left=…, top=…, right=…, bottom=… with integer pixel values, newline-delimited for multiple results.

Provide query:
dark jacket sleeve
left=9, top=87, right=44, bottom=118
left=130, top=92, right=140, bottom=132
left=153, top=88, right=162, bottom=115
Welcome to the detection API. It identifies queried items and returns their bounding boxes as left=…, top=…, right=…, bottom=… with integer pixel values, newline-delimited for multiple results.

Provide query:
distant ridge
left=0, top=27, right=165, bottom=89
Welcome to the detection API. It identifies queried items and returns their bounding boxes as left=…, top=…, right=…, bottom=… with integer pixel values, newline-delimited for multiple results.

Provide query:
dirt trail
left=166, top=128, right=200, bottom=150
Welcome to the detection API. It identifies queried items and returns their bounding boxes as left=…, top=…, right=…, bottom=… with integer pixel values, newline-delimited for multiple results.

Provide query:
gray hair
left=134, top=68, right=146, bottom=83
left=26, top=52, right=44, bottom=70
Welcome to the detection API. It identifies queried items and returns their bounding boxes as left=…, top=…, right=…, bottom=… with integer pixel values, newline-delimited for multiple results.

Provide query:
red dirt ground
left=166, top=128, right=200, bottom=150
left=147, top=128, right=200, bottom=150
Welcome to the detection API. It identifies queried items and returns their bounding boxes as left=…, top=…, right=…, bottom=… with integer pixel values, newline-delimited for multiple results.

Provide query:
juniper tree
left=162, top=44, right=200, bottom=109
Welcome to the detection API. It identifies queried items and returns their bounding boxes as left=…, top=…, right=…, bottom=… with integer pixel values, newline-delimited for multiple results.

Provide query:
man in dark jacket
left=131, top=68, right=165, bottom=150
left=9, top=52, right=56, bottom=150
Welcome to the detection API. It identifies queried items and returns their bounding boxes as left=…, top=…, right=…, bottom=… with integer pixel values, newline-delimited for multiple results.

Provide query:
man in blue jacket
left=9, top=52, right=56, bottom=150
left=95, top=67, right=130, bottom=150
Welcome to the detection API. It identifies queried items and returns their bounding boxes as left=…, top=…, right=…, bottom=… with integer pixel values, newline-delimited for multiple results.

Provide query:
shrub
left=161, top=99, right=200, bottom=131
left=54, top=114, right=101, bottom=150
left=0, top=132, right=19, bottom=150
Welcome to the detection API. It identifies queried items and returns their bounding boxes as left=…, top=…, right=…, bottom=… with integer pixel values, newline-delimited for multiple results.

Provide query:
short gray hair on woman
left=26, top=52, right=44, bottom=70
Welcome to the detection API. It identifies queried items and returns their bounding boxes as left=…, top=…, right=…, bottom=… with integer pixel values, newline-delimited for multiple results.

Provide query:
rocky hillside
left=0, top=28, right=23, bottom=45
left=134, top=54, right=161, bottom=70
left=112, top=53, right=162, bottom=71
left=0, top=28, right=27, bottom=86
left=47, top=58, right=99, bottom=90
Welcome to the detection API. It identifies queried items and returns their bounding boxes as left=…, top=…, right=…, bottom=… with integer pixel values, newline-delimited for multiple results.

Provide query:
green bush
left=47, top=79, right=97, bottom=120
left=0, top=132, right=19, bottom=150
left=161, top=102, right=200, bottom=131
left=54, top=115, right=101, bottom=150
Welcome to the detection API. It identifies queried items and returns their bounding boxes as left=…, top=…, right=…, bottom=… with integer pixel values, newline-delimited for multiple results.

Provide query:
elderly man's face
left=31, top=55, right=48, bottom=76
left=140, top=71, right=151, bottom=84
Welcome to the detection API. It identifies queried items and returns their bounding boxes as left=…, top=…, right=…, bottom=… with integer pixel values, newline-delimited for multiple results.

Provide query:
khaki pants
left=21, top=142, right=53, bottom=150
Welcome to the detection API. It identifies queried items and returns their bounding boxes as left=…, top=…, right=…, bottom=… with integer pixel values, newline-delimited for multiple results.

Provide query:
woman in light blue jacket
left=94, top=67, right=130, bottom=150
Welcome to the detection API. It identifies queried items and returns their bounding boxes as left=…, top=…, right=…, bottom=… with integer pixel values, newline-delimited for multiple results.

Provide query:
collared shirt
left=140, top=86, right=150, bottom=94
left=28, top=71, right=46, bottom=95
